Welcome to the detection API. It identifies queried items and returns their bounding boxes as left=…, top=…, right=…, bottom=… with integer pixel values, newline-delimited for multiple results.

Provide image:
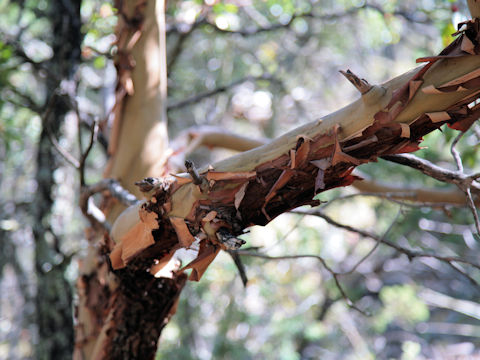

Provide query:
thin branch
left=81, top=178, right=140, bottom=208
left=227, top=250, right=248, bottom=287
left=466, top=187, right=480, bottom=234
left=79, top=179, right=140, bottom=230
left=339, top=211, right=401, bottom=276
left=381, top=154, right=479, bottom=191
left=42, top=93, right=81, bottom=168
left=3, top=85, right=42, bottom=113
left=322, top=190, right=465, bottom=210
left=381, top=154, right=480, bottom=233
left=78, top=120, right=98, bottom=187
left=236, top=250, right=369, bottom=315
left=167, top=74, right=279, bottom=111
left=446, top=261, right=480, bottom=288
left=451, top=131, right=465, bottom=173
left=194, top=4, right=430, bottom=37
left=293, top=209, right=480, bottom=272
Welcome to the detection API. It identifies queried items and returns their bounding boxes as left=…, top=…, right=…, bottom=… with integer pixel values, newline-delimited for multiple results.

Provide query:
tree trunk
left=32, top=0, right=82, bottom=358
left=74, top=1, right=186, bottom=359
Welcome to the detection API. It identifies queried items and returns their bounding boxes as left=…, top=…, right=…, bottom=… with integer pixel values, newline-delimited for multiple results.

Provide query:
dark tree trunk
left=31, top=0, right=82, bottom=358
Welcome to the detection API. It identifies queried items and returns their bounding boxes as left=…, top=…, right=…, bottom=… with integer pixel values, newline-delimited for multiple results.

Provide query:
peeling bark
left=77, top=7, right=480, bottom=359
left=110, top=19, right=480, bottom=284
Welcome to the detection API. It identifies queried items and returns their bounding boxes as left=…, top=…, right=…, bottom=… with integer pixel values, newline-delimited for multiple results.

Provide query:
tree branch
left=167, top=74, right=279, bottom=111
left=295, top=209, right=480, bottom=274
left=381, top=154, right=480, bottom=191
left=235, top=250, right=369, bottom=315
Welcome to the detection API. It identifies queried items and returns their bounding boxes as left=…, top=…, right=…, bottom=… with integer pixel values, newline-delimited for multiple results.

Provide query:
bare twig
left=339, top=211, right=401, bottom=275
left=466, top=187, right=480, bottom=234
left=79, top=179, right=140, bottom=230
left=236, top=250, right=369, bottom=315
left=191, top=4, right=430, bottom=38
left=185, top=160, right=203, bottom=185
left=381, top=154, right=479, bottom=191
left=43, top=94, right=81, bottom=168
left=3, top=85, right=42, bottom=113
left=381, top=153, right=480, bottom=233
left=293, top=209, right=480, bottom=272
left=167, top=74, right=279, bottom=111
left=78, top=120, right=98, bottom=187
left=451, top=132, right=465, bottom=173
left=81, top=179, right=139, bottom=208
left=446, top=261, right=480, bottom=288
left=339, top=70, right=372, bottom=94
left=227, top=250, right=248, bottom=287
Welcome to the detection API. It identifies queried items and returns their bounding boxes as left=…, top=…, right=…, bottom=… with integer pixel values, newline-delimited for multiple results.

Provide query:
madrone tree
left=70, top=1, right=480, bottom=359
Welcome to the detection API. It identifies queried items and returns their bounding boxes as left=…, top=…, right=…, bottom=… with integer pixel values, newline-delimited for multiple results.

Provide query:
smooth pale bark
left=209, top=57, right=479, bottom=173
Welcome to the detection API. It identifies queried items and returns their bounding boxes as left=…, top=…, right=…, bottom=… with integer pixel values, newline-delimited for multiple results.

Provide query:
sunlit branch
left=451, top=131, right=465, bottom=173
left=381, top=154, right=480, bottom=191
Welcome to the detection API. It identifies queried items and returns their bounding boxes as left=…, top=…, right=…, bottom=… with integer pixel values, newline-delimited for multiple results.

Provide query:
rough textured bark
left=32, top=0, right=82, bottom=358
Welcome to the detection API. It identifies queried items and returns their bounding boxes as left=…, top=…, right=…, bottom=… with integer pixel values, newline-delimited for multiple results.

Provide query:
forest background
left=1, top=0, right=480, bottom=359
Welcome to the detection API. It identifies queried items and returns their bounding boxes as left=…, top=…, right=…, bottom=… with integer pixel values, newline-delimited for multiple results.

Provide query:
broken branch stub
left=109, top=19, right=480, bottom=283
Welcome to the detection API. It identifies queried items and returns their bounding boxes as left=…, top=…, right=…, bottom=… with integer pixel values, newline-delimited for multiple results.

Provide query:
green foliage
left=374, top=284, right=429, bottom=333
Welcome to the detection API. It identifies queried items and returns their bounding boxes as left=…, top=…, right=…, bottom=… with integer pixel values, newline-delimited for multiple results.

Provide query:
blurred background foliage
left=1, top=0, right=480, bottom=359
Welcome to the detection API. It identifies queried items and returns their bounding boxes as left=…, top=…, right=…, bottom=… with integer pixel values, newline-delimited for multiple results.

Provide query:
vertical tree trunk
left=75, top=1, right=187, bottom=359
left=32, top=0, right=82, bottom=358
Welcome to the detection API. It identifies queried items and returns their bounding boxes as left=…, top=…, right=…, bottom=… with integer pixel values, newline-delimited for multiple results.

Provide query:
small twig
left=192, top=4, right=430, bottom=38
left=185, top=160, right=203, bottom=185
left=81, top=179, right=139, bottom=208
left=80, top=179, right=140, bottom=230
left=236, top=250, right=369, bottom=315
left=167, top=75, right=278, bottom=111
left=339, top=211, right=401, bottom=275
left=465, top=187, right=480, bottom=234
left=446, top=262, right=480, bottom=288
left=3, top=85, right=42, bottom=113
left=451, top=131, right=464, bottom=173
left=43, top=93, right=81, bottom=168
left=227, top=250, right=248, bottom=287
left=381, top=153, right=480, bottom=233
left=79, top=120, right=98, bottom=186
left=339, top=70, right=372, bottom=94
left=381, top=154, right=478, bottom=190
left=294, top=209, right=480, bottom=272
